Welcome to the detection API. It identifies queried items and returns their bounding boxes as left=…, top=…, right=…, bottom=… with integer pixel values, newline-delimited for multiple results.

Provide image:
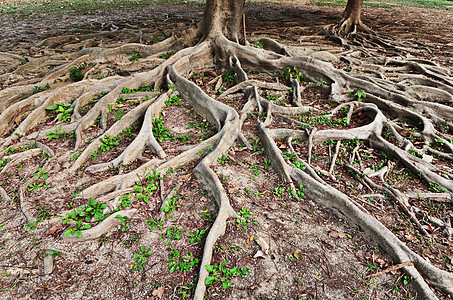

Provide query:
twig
left=371, top=261, right=414, bottom=278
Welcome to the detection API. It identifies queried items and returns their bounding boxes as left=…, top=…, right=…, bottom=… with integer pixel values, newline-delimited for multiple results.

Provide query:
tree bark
left=201, top=0, right=245, bottom=41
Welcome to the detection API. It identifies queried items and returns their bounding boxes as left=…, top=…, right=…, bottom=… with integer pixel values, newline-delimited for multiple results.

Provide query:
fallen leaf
left=46, top=223, right=62, bottom=235
left=152, top=286, right=164, bottom=299
left=255, top=236, right=270, bottom=255
left=253, top=250, right=268, bottom=259
left=293, top=252, right=299, bottom=259
left=329, top=230, right=346, bottom=238
left=132, top=203, right=140, bottom=208
left=178, top=174, right=191, bottom=182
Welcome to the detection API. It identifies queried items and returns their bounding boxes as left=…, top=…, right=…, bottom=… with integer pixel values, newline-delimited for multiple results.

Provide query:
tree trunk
left=339, top=0, right=363, bottom=33
left=201, top=0, right=245, bottom=41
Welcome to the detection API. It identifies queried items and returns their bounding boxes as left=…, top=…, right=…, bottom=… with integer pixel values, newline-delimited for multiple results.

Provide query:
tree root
left=62, top=209, right=137, bottom=242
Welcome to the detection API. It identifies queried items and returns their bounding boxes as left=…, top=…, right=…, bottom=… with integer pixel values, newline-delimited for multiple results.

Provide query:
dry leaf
left=152, top=286, right=164, bottom=299
left=132, top=203, right=140, bottom=208
left=255, top=236, right=270, bottom=255
left=178, top=174, right=191, bottom=182
left=293, top=252, right=299, bottom=259
left=253, top=250, right=268, bottom=259
left=46, top=223, right=62, bottom=235
left=329, top=230, right=346, bottom=238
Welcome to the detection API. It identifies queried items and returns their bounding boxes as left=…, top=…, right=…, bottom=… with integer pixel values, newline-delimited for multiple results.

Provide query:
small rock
left=43, top=255, right=54, bottom=275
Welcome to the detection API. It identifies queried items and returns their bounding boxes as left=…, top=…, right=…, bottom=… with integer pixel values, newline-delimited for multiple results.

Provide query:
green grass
left=0, top=0, right=202, bottom=16
left=2, top=0, right=449, bottom=16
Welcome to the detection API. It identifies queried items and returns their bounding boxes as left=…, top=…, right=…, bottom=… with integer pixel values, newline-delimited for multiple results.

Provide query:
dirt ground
left=0, top=1, right=452, bottom=300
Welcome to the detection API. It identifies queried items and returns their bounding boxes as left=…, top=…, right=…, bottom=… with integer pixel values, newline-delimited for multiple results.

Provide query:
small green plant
left=49, top=250, right=61, bottom=258
left=28, top=182, right=51, bottom=191
left=33, top=83, right=50, bottom=94
left=99, top=134, right=119, bottom=152
left=250, top=165, right=261, bottom=176
left=236, top=207, right=258, bottom=229
left=115, top=215, right=130, bottom=232
left=165, top=94, right=182, bottom=106
left=199, top=210, right=213, bottom=222
left=122, top=232, right=141, bottom=248
left=69, top=63, right=86, bottom=82
left=254, top=41, right=263, bottom=48
left=205, top=260, right=251, bottom=289
left=0, top=158, right=10, bottom=171
left=128, top=52, right=142, bottom=61
left=146, top=218, right=164, bottom=232
left=160, top=50, right=176, bottom=59
left=46, top=102, right=73, bottom=122
left=265, top=92, right=278, bottom=102
left=61, top=198, right=108, bottom=238
left=217, top=154, right=230, bottom=165
left=33, top=167, right=48, bottom=181
left=166, top=248, right=199, bottom=273
left=251, top=137, right=265, bottom=155
left=152, top=117, right=174, bottom=142
left=162, top=192, right=180, bottom=218
left=131, top=246, right=152, bottom=272
left=273, top=187, right=284, bottom=197
left=428, top=182, right=447, bottom=193
left=133, top=170, right=162, bottom=202
left=70, top=151, right=82, bottom=160
left=187, top=229, right=206, bottom=245
left=282, top=152, right=306, bottom=170
left=283, top=66, right=303, bottom=83
left=222, top=69, right=237, bottom=85
left=316, top=78, right=327, bottom=86
left=348, top=89, right=366, bottom=102
left=161, top=226, right=183, bottom=246
left=46, top=126, right=67, bottom=140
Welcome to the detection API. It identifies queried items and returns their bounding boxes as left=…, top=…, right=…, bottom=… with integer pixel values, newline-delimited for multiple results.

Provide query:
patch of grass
left=428, top=182, right=447, bottom=193
left=46, top=126, right=72, bottom=140
left=165, top=93, right=182, bottom=106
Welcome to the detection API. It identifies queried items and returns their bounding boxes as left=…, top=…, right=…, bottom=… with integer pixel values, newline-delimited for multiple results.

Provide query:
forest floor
left=0, top=1, right=452, bottom=299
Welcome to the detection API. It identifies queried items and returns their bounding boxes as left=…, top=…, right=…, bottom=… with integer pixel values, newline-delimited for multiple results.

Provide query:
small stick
left=329, top=140, right=341, bottom=175
left=371, top=261, right=414, bottom=278
left=242, top=14, right=248, bottom=45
